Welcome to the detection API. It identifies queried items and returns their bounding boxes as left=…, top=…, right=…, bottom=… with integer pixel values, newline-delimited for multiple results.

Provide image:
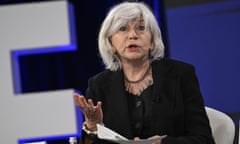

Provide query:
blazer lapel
left=150, top=60, right=174, bottom=133
left=152, top=60, right=170, bottom=103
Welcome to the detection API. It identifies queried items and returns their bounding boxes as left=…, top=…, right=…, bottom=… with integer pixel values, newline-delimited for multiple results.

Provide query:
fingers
left=134, top=137, right=140, bottom=141
left=134, top=135, right=161, bottom=144
left=96, top=101, right=102, bottom=110
left=73, top=93, right=102, bottom=114
left=87, top=99, right=95, bottom=109
left=73, top=93, right=92, bottom=108
left=73, top=93, right=87, bottom=108
left=147, top=135, right=161, bottom=140
left=148, top=135, right=161, bottom=144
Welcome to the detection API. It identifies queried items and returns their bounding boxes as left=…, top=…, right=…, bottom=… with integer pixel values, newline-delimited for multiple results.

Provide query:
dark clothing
left=82, top=59, right=215, bottom=144
left=127, top=85, right=154, bottom=138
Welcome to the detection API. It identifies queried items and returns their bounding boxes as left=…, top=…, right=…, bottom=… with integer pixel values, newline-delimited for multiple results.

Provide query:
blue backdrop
left=165, top=0, right=240, bottom=122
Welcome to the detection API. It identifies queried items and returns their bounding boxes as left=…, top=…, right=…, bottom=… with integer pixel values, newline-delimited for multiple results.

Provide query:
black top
left=127, top=85, right=154, bottom=138
left=81, top=59, right=215, bottom=144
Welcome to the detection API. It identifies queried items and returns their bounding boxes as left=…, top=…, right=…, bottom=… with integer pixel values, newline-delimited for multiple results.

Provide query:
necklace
left=124, top=65, right=153, bottom=96
left=124, top=65, right=151, bottom=83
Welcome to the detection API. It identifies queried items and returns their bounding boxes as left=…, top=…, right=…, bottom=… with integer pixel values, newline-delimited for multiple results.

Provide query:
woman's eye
left=138, top=26, right=145, bottom=31
left=119, top=26, right=127, bottom=31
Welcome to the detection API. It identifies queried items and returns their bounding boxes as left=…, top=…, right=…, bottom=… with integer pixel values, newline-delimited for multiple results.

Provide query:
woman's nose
left=128, top=29, right=138, bottom=40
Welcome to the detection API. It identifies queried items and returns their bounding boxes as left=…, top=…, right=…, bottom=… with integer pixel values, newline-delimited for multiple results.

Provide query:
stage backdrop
left=165, top=0, right=240, bottom=122
left=0, top=0, right=166, bottom=143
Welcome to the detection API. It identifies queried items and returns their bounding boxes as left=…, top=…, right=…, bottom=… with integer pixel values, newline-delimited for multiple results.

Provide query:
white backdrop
left=0, top=0, right=79, bottom=143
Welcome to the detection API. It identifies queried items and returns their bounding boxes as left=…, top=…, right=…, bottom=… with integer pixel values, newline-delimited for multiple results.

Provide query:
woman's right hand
left=73, top=93, right=103, bottom=130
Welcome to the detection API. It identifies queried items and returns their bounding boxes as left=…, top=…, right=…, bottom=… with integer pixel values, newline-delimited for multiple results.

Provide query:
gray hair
left=98, top=2, right=165, bottom=71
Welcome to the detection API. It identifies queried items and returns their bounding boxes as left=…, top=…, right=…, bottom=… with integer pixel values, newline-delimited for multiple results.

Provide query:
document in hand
left=97, top=124, right=167, bottom=144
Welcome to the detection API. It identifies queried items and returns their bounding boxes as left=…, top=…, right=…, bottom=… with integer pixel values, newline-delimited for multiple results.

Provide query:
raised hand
left=73, top=93, right=103, bottom=130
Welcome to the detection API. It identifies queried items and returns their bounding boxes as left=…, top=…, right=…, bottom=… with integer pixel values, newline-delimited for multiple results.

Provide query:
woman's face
left=110, top=18, right=153, bottom=63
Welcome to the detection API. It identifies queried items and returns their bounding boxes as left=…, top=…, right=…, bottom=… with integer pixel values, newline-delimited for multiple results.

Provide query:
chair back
left=205, top=107, right=235, bottom=144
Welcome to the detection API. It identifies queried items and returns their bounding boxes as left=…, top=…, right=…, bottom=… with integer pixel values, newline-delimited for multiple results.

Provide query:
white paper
left=97, top=124, right=128, bottom=141
left=97, top=124, right=167, bottom=144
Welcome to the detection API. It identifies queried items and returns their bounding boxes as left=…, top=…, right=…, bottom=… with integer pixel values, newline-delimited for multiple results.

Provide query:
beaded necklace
left=124, top=66, right=153, bottom=96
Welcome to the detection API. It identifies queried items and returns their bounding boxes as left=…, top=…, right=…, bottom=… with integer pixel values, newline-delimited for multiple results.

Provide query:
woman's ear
left=149, top=41, right=154, bottom=51
left=112, top=47, right=116, bottom=54
left=149, top=36, right=154, bottom=50
left=109, top=36, right=112, bottom=43
left=109, top=37, right=117, bottom=53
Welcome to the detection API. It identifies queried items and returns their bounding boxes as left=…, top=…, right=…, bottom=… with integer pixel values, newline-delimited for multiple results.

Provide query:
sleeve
left=79, top=76, right=116, bottom=144
left=162, top=65, right=215, bottom=144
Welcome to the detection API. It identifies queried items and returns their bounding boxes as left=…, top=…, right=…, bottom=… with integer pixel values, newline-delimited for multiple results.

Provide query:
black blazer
left=83, top=59, right=215, bottom=144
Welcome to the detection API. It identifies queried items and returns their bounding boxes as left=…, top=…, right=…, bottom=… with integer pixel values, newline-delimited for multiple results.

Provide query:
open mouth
left=128, top=44, right=140, bottom=49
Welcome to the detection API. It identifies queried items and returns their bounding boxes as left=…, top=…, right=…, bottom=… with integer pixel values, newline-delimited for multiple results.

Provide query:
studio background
left=0, top=0, right=239, bottom=143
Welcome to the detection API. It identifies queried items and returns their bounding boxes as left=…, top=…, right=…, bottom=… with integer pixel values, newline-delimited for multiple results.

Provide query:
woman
left=74, top=2, right=215, bottom=144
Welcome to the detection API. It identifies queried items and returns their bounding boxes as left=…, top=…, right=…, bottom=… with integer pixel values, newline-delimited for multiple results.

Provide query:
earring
left=113, top=57, right=117, bottom=62
left=112, top=50, right=118, bottom=62
left=149, top=52, right=154, bottom=60
left=112, top=55, right=118, bottom=62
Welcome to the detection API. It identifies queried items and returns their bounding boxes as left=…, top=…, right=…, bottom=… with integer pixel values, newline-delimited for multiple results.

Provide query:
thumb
left=134, top=137, right=141, bottom=141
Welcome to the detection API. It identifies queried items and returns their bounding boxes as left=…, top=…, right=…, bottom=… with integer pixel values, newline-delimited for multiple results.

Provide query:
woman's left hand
left=148, top=135, right=162, bottom=144
left=73, top=93, right=103, bottom=130
left=133, top=135, right=162, bottom=144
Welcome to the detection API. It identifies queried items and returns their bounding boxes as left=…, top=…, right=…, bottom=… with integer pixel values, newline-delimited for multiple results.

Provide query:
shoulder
left=155, top=58, right=194, bottom=67
left=152, top=58, right=196, bottom=74
left=88, top=69, right=121, bottom=83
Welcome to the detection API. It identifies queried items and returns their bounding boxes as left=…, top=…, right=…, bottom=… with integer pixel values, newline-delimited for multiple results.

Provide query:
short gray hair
left=98, top=2, right=165, bottom=71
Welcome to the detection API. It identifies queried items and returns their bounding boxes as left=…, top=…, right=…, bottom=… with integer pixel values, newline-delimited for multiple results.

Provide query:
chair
left=205, top=106, right=235, bottom=144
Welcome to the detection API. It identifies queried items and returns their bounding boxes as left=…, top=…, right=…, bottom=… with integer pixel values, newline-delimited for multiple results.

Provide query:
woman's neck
left=122, top=60, right=151, bottom=82
left=123, top=60, right=153, bottom=96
